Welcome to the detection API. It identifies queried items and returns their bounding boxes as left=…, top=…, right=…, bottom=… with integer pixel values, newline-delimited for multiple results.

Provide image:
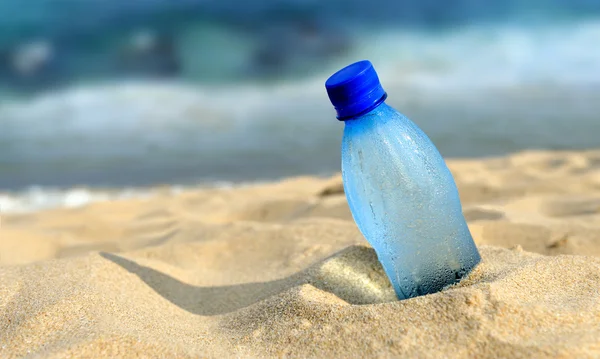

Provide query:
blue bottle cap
left=325, top=60, right=387, bottom=120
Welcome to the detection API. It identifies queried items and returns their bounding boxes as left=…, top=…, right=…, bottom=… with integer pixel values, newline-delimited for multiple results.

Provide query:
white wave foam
left=3, top=19, right=599, bottom=123
left=0, top=187, right=155, bottom=214
left=0, top=180, right=284, bottom=213
left=0, top=20, right=598, bottom=194
left=354, top=19, right=600, bottom=90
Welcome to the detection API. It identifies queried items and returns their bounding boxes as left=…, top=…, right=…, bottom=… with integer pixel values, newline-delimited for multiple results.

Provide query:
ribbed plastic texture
left=325, top=60, right=387, bottom=120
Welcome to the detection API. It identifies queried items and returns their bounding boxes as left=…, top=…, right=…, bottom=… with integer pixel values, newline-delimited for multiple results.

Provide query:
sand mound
left=2, top=149, right=600, bottom=358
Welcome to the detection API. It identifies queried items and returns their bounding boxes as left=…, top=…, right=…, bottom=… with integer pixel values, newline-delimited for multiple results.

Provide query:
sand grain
left=2, top=150, right=600, bottom=358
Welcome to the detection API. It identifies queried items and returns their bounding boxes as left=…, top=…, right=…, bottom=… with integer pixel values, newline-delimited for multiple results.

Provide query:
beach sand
left=2, top=149, right=600, bottom=358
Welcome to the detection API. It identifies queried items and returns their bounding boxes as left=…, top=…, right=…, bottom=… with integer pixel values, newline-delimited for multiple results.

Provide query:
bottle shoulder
left=341, top=103, right=455, bottom=191
left=343, top=104, right=432, bottom=153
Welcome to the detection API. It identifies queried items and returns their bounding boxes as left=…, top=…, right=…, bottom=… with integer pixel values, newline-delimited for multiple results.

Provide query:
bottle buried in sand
left=325, top=60, right=481, bottom=300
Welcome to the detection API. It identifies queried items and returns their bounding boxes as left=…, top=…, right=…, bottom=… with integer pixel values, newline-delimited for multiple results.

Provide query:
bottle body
left=342, top=102, right=480, bottom=299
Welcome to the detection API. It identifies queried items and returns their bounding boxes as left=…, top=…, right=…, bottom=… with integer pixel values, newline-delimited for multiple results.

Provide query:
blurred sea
left=1, top=0, right=600, bottom=210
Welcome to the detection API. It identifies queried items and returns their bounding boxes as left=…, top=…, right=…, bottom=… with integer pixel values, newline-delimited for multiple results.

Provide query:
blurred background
left=1, top=0, right=600, bottom=209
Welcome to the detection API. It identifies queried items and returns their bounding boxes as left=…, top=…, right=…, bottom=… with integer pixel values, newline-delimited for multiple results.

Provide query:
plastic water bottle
left=325, top=60, right=481, bottom=300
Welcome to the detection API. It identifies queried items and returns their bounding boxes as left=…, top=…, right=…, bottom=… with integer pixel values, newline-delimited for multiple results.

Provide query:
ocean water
left=1, top=1, right=599, bottom=210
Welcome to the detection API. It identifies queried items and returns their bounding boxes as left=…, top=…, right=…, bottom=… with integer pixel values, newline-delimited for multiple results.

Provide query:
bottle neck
left=337, top=93, right=388, bottom=122
left=339, top=96, right=388, bottom=122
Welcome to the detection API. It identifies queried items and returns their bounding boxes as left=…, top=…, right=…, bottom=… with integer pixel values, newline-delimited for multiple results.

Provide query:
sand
left=2, top=149, right=600, bottom=358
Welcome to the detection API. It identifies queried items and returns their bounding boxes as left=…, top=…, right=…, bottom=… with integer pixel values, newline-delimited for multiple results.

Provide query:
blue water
left=0, top=1, right=599, bottom=191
